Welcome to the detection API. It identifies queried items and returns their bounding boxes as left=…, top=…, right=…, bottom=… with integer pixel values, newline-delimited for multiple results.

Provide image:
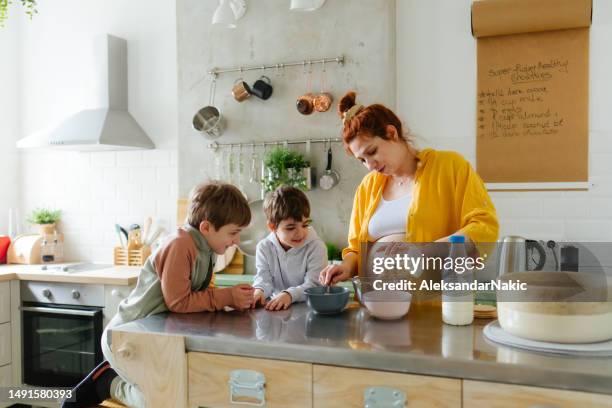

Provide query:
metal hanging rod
left=208, top=138, right=342, bottom=150
left=208, top=55, right=345, bottom=76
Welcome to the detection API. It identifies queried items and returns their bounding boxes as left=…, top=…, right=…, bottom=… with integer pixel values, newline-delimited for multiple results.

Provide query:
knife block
left=114, top=245, right=151, bottom=266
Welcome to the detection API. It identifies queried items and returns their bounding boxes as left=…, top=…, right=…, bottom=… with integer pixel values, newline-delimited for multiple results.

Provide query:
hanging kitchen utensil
left=237, top=145, right=248, bottom=199
left=228, top=145, right=236, bottom=185
left=296, top=62, right=315, bottom=115
left=319, top=140, right=340, bottom=190
left=251, top=75, right=273, bottom=100
left=214, top=148, right=222, bottom=180
left=313, top=60, right=333, bottom=112
left=232, top=78, right=252, bottom=102
left=193, top=74, right=225, bottom=140
left=260, top=144, right=268, bottom=199
left=249, top=145, right=258, bottom=184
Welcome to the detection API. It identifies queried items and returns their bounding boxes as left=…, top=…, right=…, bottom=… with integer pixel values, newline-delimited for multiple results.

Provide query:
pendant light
left=212, top=0, right=247, bottom=29
left=290, top=0, right=326, bottom=11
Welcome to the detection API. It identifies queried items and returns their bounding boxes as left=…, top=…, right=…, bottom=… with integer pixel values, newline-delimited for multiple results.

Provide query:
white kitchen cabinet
left=0, top=282, right=9, bottom=324
left=104, top=284, right=134, bottom=327
left=0, top=364, right=11, bottom=386
left=9, top=280, right=20, bottom=390
left=0, top=364, right=11, bottom=408
left=0, top=323, right=11, bottom=367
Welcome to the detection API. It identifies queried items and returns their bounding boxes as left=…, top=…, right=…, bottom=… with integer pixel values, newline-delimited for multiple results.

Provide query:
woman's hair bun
left=337, top=91, right=357, bottom=118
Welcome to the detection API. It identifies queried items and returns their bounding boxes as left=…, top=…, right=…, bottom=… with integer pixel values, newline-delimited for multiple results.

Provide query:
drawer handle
left=116, top=344, right=135, bottom=360
left=364, top=387, right=406, bottom=408
left=228, top=369, right=266, bottom=406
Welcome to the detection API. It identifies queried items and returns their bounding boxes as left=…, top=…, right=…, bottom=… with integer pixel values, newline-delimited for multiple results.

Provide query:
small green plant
left=27, top=208, right=61, bottom=225
left=262, top=147, right=310, bottom=192
left=325, top=242, right=342, bottom=261
left=0, top=0, right=38, bottom=27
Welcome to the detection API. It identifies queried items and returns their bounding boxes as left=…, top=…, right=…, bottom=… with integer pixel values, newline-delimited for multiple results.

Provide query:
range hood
left=17, top=34, right=155, bottom=151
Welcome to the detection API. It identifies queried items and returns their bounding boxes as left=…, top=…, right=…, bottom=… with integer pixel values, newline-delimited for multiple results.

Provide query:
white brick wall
left=19, top=149, right=178, bottom=263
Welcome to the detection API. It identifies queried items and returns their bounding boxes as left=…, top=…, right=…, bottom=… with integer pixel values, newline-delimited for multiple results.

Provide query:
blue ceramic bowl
left=304, top=286, right=350, bottom=315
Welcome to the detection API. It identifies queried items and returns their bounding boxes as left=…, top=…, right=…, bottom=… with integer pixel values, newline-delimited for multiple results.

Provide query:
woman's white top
left=368, top=191, right=413, bottom=241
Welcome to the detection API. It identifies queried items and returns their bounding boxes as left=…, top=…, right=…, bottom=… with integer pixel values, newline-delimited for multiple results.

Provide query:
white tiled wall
left=19, top=149, right=178, bottom=262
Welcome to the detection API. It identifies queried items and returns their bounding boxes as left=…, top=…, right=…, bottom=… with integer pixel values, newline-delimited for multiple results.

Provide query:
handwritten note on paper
left=478, top=59, right=568, bottom=140
left=476, top=28, right=589, bottom=184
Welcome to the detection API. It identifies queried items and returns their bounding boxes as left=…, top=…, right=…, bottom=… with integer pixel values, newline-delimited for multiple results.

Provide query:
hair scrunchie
left=342, top=104, right=364, bottom=125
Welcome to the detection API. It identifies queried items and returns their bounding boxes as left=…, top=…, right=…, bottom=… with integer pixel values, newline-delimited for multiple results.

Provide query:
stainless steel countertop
left=112, top=303, right=612, bottom=395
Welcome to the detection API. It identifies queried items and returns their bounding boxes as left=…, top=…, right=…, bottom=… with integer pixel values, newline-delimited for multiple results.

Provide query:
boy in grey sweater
left=252, top=186, right=327, bottom=310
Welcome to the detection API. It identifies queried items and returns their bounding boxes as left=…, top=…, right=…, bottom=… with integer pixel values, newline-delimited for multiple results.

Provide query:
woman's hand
left=265, top=292, right=292, bottom=311
left=319, top=263, right=352, bottom=286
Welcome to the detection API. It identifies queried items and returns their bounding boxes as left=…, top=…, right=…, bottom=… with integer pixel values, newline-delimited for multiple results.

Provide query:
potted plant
left=325, top=242, right=343, bottom=265
left=27, top=207, right=61, bottom=235
left=261, top=147, right=312, bottom=193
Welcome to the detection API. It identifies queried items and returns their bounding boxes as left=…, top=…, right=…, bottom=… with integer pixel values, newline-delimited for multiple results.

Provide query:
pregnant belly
left=365, top=233, right=408, bottom=275
left=374, top=233, right=406, bottom=243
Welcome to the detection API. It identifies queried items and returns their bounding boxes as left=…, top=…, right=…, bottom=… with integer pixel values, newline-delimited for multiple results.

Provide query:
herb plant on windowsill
left=261, top=147, right=311, bottom=193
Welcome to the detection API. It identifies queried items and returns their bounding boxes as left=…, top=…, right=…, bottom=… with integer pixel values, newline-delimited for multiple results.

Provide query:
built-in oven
left=21, top=281, right=104, bottom=387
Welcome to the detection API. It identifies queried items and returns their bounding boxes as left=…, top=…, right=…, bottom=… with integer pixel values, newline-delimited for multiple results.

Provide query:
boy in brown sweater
left=63, top=181, right=254, bottom=408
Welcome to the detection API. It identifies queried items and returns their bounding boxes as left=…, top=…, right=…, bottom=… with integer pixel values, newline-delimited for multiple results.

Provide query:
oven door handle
left=21, top=306, right=100, bottom=317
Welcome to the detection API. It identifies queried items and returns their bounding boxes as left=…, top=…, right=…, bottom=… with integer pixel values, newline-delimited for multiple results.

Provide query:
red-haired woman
left=320, top=91, right=499, bottom=285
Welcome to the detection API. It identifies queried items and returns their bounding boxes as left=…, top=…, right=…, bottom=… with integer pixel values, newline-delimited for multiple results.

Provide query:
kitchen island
left=110, top=303, right=612, bottom=407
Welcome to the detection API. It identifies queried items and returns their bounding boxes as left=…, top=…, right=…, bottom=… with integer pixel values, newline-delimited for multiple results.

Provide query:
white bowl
left=362, top=290, right=412, bottom=320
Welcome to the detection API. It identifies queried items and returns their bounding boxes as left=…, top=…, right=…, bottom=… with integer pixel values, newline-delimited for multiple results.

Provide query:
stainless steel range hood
left=17, top=34, right=155, bottom=151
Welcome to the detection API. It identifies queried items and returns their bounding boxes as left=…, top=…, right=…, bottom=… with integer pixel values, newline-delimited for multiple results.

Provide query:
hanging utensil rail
left=208, top=138, right=342, bottom=151
left=208, top=55, right=344, bottom=76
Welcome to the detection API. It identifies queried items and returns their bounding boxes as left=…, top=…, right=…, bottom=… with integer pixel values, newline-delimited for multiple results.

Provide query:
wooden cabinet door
left=111, top=330, right=188, bottom=408
left=463, top=380, right=612, bottom=408
left=188, top=352, right=312, bottom=408
left=313, top=365, right=461, bottom=408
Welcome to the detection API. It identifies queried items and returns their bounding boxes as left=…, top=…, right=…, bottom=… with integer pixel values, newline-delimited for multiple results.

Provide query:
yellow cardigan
left=342, top=148, right=499, bottom=261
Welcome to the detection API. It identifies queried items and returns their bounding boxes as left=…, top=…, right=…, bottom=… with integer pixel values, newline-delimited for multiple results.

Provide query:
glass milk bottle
left=442, top=235, right=474, bottom=325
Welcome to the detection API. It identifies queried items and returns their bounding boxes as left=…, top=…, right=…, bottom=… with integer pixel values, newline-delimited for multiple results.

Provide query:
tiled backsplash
left=19, top=149, right=178, bottom=262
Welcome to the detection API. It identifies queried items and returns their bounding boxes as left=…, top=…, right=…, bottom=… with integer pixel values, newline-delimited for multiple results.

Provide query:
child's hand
left=230, top=284, right=255, bottom=311
left=251, top=289, right=266, bottom=308
left=265, top=292, right=292, bottom=311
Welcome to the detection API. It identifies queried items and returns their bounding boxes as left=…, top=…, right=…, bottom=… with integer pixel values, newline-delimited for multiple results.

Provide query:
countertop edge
left=0, top=273, right=17, bottom=283
left=110, top=325, right=612, bottom=396
left=14, top=273, right=138, bottom=285
left=0, top=271, right=137, bottom=285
